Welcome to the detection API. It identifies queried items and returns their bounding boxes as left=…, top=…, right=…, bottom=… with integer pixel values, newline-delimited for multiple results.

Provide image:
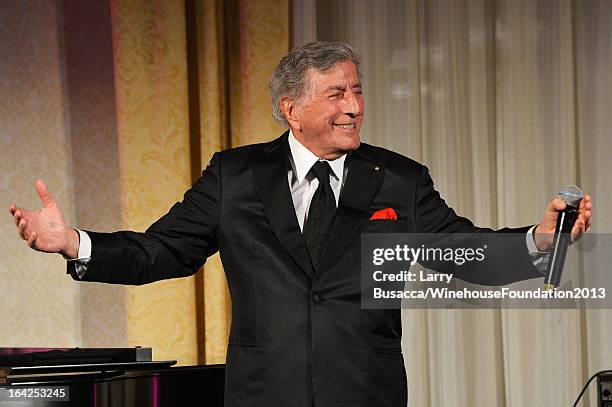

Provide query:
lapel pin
left=373, top=165, right=380, bottom=171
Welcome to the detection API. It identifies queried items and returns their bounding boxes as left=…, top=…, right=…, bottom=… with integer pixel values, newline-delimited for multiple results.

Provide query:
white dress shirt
left=287, top=130, right=347, bottom=231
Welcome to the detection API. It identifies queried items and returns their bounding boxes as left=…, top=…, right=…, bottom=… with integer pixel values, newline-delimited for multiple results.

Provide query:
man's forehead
left=307, top=61, right=360, bottom=89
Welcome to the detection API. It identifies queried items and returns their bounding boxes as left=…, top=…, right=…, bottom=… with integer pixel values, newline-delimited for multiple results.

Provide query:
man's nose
left=342, top=92, right=361, bottom=116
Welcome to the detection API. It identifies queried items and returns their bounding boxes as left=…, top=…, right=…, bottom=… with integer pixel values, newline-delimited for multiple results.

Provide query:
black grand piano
left=0, top=347, right=224, bottom=406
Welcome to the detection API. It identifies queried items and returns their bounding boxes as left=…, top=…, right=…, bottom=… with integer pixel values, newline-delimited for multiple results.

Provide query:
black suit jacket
left=75, top=132, right=541, bottom=407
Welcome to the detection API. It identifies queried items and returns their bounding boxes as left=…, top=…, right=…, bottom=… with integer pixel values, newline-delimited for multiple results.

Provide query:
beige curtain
left=298, top=0, right=612, bottom=405
left=1, top=0, right=288, bottom=366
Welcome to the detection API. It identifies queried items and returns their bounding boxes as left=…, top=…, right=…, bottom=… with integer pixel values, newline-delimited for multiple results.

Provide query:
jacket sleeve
left=414, top=165, right=543, bottom=285
left=70, top=152, right=222, bottom=285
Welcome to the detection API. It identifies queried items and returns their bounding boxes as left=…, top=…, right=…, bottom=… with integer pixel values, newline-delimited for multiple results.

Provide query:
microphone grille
left=558, top=185, right=584, bottom=208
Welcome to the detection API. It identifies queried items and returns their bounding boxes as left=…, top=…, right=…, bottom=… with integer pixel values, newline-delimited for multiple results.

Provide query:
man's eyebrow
left=325, top=85, right=346, bottom=92
left=325, top=83, right=362, bottom=92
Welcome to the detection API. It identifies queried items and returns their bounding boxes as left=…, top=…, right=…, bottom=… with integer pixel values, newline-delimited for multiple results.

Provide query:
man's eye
left=329, top=93, right=341, bottom=98
left=354, top=88, right=363, bottom=94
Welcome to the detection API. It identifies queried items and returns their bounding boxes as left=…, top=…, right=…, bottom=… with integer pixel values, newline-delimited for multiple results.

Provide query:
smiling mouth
left=334, top=123, right=356, bottom=129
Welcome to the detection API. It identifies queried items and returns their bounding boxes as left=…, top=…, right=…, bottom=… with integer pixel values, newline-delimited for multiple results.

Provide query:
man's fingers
left=579, top=196, right=592, bottom=211
left=18, top=218, right=28, bottom=235
left=27, top=231, right=37, bottom=248
left=29, top=232, right=37, bottom=247
left=550, top=197, right=566, bottom=212
left=35, top=180, right=55, bottom=207
left=18, top=221, right=26, bottom=240
left=13, top=208, right=27, bottom=227
left=9, top=203, right=16, bottom=215
left=571, top=219, right=587, bottom=242
left=582, top=209, right=592, bottom=229
left=580, top=195, right=593, bottom=231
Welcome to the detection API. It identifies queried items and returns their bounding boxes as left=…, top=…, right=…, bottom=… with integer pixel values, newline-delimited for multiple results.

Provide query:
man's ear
left=280, top=97, right=301, bottom=131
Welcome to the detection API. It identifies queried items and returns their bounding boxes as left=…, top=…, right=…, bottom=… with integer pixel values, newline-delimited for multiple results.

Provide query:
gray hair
left=270, top=41, right=361, bottom=127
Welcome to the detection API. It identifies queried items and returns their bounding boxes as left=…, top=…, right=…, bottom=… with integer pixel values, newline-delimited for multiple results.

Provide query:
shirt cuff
left=526, top=225, right=541, bottom=254
left=65, top=230, right=92, bottom=280
left=76, top=229, right=92, bottom=259
left=526, top=225, right=549, bottom=274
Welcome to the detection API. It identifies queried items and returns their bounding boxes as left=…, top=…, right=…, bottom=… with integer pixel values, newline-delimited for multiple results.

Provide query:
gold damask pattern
left=111, top=0, right=288, bottom=365
left=226, top=0, right=289, bottom=146
left=111, top=0, right=198, bottom=365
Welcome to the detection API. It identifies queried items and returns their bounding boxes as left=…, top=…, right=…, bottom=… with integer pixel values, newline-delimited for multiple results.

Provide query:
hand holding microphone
left=533, top=186, right=593, bottom=289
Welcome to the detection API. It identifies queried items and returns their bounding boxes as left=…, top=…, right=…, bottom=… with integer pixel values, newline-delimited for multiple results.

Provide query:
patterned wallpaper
left=1, top=0, right=138, bottom=351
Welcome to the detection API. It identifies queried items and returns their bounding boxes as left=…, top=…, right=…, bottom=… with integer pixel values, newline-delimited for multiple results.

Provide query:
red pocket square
left=369, top=208, right=397, bottom=220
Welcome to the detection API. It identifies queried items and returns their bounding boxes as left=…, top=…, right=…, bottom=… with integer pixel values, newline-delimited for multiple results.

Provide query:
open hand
left=534, top=194, right=593, bottom=251
left=9, top=180, right=79, bottom=258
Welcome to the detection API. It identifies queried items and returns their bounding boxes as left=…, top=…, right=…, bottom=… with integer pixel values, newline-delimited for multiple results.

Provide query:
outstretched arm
left=9, top=152, right=222, bottom=286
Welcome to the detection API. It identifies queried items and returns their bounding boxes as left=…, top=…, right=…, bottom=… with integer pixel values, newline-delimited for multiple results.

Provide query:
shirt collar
left=288, top=130, right=346, bottom=183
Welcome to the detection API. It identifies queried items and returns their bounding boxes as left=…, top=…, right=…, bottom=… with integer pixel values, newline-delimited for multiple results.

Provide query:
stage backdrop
left=293, top=0, right=612, bottom=406
left=0, top=0, right=287, bottom=366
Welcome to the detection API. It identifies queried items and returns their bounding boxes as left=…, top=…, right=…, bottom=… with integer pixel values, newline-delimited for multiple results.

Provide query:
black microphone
left=544, top=185, right=584, bottom=290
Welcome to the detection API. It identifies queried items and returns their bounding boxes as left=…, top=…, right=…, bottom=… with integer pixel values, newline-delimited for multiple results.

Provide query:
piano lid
left=0, top=347, right=153, bottom=366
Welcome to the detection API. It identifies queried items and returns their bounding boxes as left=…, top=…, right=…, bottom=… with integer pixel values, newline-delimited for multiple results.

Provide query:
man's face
left=289, top=60, right=364, bottom=159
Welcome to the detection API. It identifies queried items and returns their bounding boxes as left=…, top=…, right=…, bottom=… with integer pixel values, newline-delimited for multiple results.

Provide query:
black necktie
left=303, top=161, right=337, bottom=268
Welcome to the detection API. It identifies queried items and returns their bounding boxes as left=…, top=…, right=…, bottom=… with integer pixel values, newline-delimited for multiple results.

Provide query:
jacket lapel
left=253, top=132, right=314, bottom=277
left=317, top=146, right=384, bottom=274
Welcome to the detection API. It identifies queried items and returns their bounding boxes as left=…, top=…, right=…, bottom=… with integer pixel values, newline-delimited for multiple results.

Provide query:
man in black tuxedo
left=10, top=42, right=593, bottom=406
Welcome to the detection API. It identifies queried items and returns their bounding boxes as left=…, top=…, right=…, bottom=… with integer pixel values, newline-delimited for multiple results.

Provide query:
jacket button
left=312, top=293, right=322, bottom=304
